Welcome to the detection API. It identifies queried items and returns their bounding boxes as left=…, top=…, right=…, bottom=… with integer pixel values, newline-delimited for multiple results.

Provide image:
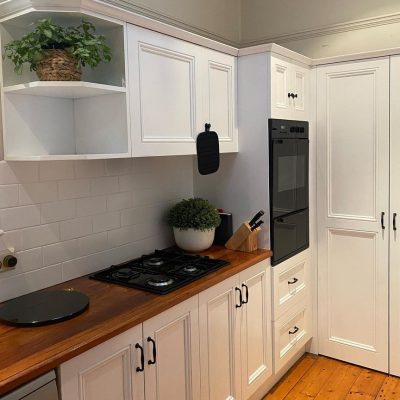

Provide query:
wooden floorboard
left=264, top=354, right=398, bottom=400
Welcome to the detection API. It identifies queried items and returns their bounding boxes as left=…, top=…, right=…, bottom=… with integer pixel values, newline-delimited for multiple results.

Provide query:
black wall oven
left=269, top=119, right=309, bottom=266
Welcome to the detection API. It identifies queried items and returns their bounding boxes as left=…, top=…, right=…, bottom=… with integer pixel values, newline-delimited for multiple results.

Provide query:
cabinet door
left=59, top=324, right=144, bottom=400
left=390, top=55, right=400, bottom=376
left=203, top=49, right=238, bottom=153
left=128, top=24, right=203, bottom=157
left=270, top=56, right=291, bottom=119
left=143, top=296, right=200, bottom=400
left=199, top=274, right=242, bottom=400
left=291, top=64, right=309, bottom=120
left=317, top=58, right=389, bottom=372
left=239, top=261, right=272, bottom=399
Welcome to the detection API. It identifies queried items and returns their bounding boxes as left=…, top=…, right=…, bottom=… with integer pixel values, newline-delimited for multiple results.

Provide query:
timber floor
left=264, top=353, right=400, bottom=399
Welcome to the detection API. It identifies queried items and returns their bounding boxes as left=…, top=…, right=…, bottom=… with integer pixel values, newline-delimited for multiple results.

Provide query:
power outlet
left=0, top=248, right=17, bottom=272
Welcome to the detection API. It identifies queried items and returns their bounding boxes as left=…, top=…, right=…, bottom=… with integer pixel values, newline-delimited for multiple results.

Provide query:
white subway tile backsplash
left=106, top=159, right=130, bottom=176
left=107, top=225, right=136, bottom=248
left=107, top=192, right=132, bottom=211
left=77, top=232, right=108, bottom=257
left=0, top=185, right=19, bottom=208
left=39, top=161, right=75, bottom=181
left=77, top=196, right=107, bottom=216
left=58, top=179, right=91, bottom=200
left=0, top=205, right=40, bottom=230
left=0, top=161, right=39, bottom=184
left=19, top=182, right=58, bottom=205
left=0, top=157, right=194, bottom=302
left=60, top=217, right=92, bottom=240
left=21, top=223, right=60, bottom=250
left=74, top=160, right=106, bottom=178
left=43, top=240, right=78, bottom=266
left=16, top=247, right=43, bottom=273
left=41, top=199, right=76, bottom=223
left=0, top=264, right=62, bottom=303
left=91, top=176, right=119, bottom=196
left=93, top=211, right=120, bottom=233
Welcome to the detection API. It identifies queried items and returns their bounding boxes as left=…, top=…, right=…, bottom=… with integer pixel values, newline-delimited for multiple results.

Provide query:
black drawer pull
left=147, top=337, right=156, bottom=365
left=235, top=287, right=243, bottom=308
left=242, top=283, right=249, bottom=304
left=394, top=213, right=397, bottom=231
left=288, top=277, right=299, bottom=285
left=289, top=326, right=299, bottom=335
left=135, top=343, right=144, bottom=372
left=381, top=212, right=385, bottom=230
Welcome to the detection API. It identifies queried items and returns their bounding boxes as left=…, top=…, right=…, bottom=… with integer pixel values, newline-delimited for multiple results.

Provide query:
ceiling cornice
left=240, top=11, right=400, bottom=48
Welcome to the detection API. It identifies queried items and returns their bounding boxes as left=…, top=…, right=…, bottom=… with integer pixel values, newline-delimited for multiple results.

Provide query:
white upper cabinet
left=203, top=49, right=238, bottom=152
left=270, top=55, right=309, bottom=120
left=1, top=11, right=130, bottom=161
left=128, top=24, right=238, bottom=157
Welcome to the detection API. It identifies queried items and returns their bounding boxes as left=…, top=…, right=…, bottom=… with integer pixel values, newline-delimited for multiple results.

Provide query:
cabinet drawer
left=272, top=251, right=309, bottom=320
left=273, top=300, right=311, bottom=373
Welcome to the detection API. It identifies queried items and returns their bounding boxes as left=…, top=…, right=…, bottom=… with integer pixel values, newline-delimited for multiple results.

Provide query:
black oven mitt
left=196, top=123, right=220, bottom=175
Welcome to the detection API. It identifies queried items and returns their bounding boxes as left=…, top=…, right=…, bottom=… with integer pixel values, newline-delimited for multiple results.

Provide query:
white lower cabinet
left=198, top=260, right=272, bottom=400
left=143, top=296, right=200, bottom=400
left=60, top=324, right=144, bottom=400
left=59, top=261, right=272, bottom=400
left=273, top=300, right=311, bottom=373
left=59, top=297, right=199, bottom=400
left=271, top=250, right=312, bottom=374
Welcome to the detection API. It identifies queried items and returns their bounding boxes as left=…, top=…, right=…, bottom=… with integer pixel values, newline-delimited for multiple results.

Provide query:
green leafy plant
left=4, top=18, right=112, bottom=74
left=167, top=198, right=221, bottom=231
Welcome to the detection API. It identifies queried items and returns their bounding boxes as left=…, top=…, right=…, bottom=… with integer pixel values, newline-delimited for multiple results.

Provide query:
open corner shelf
left=3, top=81, right=126, bottom=99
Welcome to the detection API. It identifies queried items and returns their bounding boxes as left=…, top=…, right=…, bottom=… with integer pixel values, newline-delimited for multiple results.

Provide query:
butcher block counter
left=0, top=246, right=272, bottom=396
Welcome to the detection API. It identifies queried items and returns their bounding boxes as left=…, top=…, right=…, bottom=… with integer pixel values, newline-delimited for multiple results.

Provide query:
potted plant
left=4, top=18, right=112, bottom=81
left=167, top=198, right=221, bottom=252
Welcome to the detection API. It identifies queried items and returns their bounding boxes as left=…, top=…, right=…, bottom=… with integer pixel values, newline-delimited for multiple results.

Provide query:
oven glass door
left=271, top=209, right=309, bottom=265
left=271, top=138, right=308, bottom=218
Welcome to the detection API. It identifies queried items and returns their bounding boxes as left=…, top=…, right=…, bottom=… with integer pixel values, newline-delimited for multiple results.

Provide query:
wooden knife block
left=225, top=222, right=261, bottom=253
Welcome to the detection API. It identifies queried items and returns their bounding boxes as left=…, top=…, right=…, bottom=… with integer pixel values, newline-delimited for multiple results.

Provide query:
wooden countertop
left=0, top=246, right=272, bottom=395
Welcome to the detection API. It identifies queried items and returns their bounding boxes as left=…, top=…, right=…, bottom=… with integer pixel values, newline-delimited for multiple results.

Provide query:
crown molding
left=240, top=11, right=400, bottom=48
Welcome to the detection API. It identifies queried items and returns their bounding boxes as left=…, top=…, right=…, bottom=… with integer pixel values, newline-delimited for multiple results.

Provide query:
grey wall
left=241, top=0, right=400, bottom=58
left=107, top=0, right=242, bottom=46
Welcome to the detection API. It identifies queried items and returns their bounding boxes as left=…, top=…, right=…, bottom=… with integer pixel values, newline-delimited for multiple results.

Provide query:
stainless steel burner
left=183, top=265, right=198, bottom=273
left=147, top=277, right=174, bottom=287
left=112, top=268, right=137, bottom=279
left=145, top=257, right=164, bottom=267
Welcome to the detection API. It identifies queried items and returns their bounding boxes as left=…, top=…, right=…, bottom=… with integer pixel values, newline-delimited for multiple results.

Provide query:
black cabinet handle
left=288, top=277, right=299, bottom=285
left=235, top=287, right=243, bottom=308
left=394, top=213, right=397, bottom=231
left=381, top=212, right=385, bottom=230
left=242, top=283, right=249, bottom=304
left=288, top=92, right=292, bottom=98
left=147, top=337, right=156, bottom=365
left=294, top=93, right=298, bottom=98
left=289, top=326, right=299, bottom=335
left=135, top=343, right=145, bottom=372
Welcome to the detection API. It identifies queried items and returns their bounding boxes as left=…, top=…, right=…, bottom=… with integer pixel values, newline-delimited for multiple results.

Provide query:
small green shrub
left=167, top=198, right=221, bottom=231
left=4, top=18, right=112, bottom=74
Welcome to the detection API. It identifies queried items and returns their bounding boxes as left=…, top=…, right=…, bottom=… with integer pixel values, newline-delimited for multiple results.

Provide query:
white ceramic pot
left=173, top=227, right=215, bottom=252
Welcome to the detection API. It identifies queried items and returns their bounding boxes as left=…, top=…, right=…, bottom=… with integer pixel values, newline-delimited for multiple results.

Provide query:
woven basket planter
left=36, top=49, right=82, bottom=81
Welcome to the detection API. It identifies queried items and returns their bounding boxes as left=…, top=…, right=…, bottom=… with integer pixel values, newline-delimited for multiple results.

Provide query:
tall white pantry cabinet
left=316, top=55, right=400, bottom=375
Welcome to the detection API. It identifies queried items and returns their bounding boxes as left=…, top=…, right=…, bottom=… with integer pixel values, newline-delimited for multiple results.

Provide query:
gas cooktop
left=90, top=249, right=230, bottom=294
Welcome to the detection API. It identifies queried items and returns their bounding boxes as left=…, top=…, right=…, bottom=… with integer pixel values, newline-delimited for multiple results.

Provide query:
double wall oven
left=269, top=119, right=309, bottom=266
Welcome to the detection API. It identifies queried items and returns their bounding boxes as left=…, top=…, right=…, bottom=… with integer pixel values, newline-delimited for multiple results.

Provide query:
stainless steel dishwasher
left=1, top=371, right=58, bottom=400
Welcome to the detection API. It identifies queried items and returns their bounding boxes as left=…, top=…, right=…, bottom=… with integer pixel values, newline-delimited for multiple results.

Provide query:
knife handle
left=249, top=210, right=265, bottom=227
left=251, top=220, right=264, bottom=231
